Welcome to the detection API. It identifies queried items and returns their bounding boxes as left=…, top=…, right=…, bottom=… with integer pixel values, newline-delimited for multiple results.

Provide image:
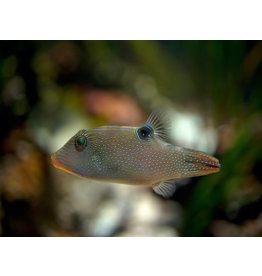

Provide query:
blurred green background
left=0, top=41, right=262, bottom=237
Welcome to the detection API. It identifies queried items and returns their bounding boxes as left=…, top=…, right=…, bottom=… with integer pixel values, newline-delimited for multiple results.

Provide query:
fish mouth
left=188, top=157, right=220, bottom=172
left=183, top=148, right=221, bottom=176
left=51, top=154, right=74, bottom=175
left=51, top=154, right=84, bottom=178
left=51, top=154, right=61, bottom=168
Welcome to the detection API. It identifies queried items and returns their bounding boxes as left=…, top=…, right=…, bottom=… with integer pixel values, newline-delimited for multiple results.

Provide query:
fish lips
left=51, top=154, right=60, bottom=168
left=182, top=147, right=221, bottom=176
left=187, top=156, right=221, bottom=173
left=51, top=154, right=73, bottom=174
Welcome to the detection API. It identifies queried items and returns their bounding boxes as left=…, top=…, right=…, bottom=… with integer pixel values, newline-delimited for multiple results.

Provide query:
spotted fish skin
left=51, top=113, right=220, bottom=197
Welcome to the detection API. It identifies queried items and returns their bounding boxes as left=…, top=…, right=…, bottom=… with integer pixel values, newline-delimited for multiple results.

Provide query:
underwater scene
left=1, top=41, right=262, bottom=236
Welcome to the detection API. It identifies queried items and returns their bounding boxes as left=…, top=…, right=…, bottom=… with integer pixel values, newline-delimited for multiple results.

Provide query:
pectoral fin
left=152, top=179, right=176, bottom=198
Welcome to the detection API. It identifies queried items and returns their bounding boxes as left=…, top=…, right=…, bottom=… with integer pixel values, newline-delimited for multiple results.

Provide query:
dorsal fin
left=152, top=179, right=176, bottom=198
left=146, top=111, right=170, bottom=142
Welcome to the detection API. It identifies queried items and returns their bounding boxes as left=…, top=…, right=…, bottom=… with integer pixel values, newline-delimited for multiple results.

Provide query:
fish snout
left=51, top=153, right=74, bottom=175
left=51, top=153, right=61, bottom=169
left=182, top=147, right=221, bottom=177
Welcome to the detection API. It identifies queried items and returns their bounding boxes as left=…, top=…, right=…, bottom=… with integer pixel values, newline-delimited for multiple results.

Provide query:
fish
left=51, top=112, right=221, bottom=198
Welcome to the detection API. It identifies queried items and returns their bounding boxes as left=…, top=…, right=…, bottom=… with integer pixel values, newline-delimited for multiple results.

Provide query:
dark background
left=1, top=40, right=262, bottom=236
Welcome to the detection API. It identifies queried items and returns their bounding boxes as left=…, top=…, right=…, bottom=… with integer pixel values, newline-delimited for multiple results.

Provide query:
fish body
left=52, top=112, right=220, bottom=197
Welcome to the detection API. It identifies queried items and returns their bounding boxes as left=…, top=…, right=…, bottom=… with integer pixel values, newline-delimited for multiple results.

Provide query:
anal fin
left=152, top=179, right=176, bottom=198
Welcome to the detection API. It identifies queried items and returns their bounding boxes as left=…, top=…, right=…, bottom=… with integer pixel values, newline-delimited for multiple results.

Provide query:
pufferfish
left=51, top=112, right=220, bottom=198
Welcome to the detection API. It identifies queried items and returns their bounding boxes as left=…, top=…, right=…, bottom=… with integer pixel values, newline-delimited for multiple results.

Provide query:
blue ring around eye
left=136, top=126, right=153, bottom=141
left=145, top=124, right=154, bottom=133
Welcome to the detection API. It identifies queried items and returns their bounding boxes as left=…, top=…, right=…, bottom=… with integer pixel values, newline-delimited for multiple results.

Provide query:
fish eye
left=75, top=136, right=86, bottom=151
left=137, top=126, right=150, bottom=140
